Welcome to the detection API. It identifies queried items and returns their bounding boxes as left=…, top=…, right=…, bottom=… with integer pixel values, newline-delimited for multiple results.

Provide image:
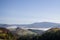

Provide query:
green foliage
left=17, top=34, right=41, bottom=40
left=41, top=28, right=60, bottom=40
left=0, top=28, right=16, bottom=40
left=17, top=28, right=60, bottom=40
left=1, top=28, right=60, bottom=40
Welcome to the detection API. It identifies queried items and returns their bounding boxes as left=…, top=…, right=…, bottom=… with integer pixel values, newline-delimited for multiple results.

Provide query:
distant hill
left=7, top=27, right=38, bottom=37
left=1, top=22, right=60, bottom=28
left=26, top=22, right=60, bottom=28
left=15, top=28, right=37, bottom=36
left=0, top=24, right=9, bottom=27
left=28, top=29, right=45, bottom=35
left=17, top=22, right=60, bottom=28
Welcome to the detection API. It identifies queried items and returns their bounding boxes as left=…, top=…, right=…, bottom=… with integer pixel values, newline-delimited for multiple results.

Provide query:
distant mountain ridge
left=0, top=22, right=60, bottom=28
left=26, top=22, right=60, bottom=28
left=19, top=22, right=60, bottom=28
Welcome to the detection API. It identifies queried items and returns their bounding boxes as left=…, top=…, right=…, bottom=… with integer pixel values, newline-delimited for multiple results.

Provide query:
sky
left=0, top=0, right=60, bottom=24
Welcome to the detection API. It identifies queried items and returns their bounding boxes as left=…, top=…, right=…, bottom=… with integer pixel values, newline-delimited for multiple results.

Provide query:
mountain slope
left=1, top=22, right=60, bottom=28
left=15, top=28, right=37, bottom=36
left=0, top=28, right=16, bottom=40
left=41, top=28, right=60, bottom=40
left=26, top=22, right=60, bottom=28
left=28, top=29, right=45, bottom=34
left=7, top=27, right=38, bottom=36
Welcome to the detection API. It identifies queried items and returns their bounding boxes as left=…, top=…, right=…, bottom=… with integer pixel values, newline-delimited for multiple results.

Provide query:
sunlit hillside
left=0, top=28, right=16, bottom=40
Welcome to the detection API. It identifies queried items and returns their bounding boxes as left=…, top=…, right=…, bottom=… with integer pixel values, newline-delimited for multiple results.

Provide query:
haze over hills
left=0, top=22, right=60, bottom=39
left=0, top=22, right=60, bottom=32
left=25, top=22, right=60, bottom=28
left=0, top=22, right=60, bottom=28
left=28, top=29, right=45, bottom=34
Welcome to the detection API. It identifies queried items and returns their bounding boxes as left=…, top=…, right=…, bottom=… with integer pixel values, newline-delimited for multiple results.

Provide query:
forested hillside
left=17, top=28, right=60, bottom=40
left=0, top=28, right=16, bottom=40
left=0, top=28, right=60, bottom=40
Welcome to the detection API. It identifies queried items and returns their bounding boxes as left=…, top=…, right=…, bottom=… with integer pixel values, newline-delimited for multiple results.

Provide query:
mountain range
left=0, top=22, right=60, bottom=28
left=1, top=22, right=60, bottom=38
left=24, top=22, right=60, bottom=28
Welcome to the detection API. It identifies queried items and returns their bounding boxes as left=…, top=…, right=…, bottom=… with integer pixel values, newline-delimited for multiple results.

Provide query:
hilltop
left=1, top=22, right=60, bottom=28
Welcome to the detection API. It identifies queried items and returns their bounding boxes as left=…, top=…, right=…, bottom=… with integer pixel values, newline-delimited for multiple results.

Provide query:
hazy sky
left=0, top=0, right=60, bottom=24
